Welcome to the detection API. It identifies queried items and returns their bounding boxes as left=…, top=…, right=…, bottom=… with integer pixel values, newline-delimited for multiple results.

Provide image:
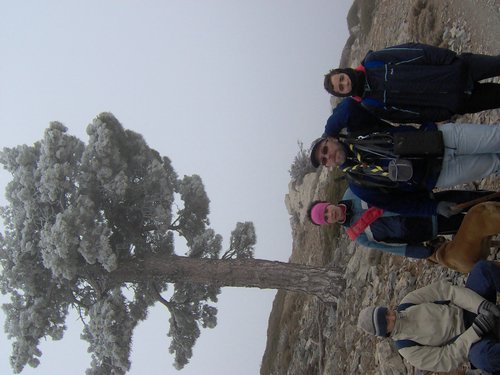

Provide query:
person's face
left=386, top=309, right=396, bottom=334
left=324, top=204, right=346, bottom=224
left=330, top=73, right=352, bottom=95
left=314, top=138, right=346, bottom=168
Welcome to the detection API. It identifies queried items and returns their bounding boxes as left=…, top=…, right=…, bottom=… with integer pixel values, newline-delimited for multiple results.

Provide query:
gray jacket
left=392, top=281, right=484, bottom=372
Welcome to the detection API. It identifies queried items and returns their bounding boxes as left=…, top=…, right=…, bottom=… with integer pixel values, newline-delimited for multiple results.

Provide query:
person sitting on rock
left=309, top=121, right=500, bottom=216
left=307, top=188, right=499, bottom=264
left=324, top=42, right=500, bottom=123
left=357, top=260, right=500, bottom=373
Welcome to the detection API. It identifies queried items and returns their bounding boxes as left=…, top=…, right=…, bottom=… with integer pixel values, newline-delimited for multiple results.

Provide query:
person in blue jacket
left=307, top=188, right=499, bottom=259
left=309, top=120, right=500, bottom=216
left=324, top=43, right=500, bottom=123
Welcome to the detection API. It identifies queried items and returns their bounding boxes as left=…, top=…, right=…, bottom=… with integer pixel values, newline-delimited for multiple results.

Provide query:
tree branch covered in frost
left=0, top=113, right=255, bottom=373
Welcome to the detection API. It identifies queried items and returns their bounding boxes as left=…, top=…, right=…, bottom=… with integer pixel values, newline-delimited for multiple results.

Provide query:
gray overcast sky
left=0, top=1, right=351, bottom=374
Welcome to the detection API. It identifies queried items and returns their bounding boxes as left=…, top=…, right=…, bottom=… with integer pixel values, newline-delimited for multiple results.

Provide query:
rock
left=284, top=168, right=331, bottom=225
left=343, top=323, right=357, bottom=350
left=375, top=341, right=406, bottom=375
left=345, top=246, right=382, bottom=283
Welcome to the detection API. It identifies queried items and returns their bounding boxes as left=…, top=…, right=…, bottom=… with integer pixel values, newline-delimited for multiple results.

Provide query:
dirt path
left=443, top=0, right=500, bottom=52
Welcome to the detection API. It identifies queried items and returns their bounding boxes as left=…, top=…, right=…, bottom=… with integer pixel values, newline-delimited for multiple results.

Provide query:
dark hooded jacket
left=355, top=43, right=473, bottom=123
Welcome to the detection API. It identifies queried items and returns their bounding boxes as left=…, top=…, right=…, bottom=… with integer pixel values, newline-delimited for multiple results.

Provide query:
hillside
left=261, top=1, right=500, bottom=374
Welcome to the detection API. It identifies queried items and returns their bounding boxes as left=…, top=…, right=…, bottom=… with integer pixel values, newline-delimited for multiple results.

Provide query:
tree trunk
left=109, top=255, right=345, bottom=303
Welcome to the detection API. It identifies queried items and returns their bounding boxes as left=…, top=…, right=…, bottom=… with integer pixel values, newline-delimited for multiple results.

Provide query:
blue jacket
left=324, top=98, right=394, bottom=137
left=357, top=43, right=472, bottom=123
left=341, top=189, right=436, bottom=258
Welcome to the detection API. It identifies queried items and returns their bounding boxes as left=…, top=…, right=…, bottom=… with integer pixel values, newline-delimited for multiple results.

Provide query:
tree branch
left=151, top=282, right=174, bottom=311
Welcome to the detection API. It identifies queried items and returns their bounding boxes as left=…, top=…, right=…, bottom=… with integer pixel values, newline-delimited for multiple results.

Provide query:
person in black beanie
left=324, top=43, right=500, bottom=123
left=357, top=261, right=500, bottom=373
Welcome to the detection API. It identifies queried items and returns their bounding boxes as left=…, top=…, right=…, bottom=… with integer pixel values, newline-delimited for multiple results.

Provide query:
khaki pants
left=428, top=202, right=500, bottom=273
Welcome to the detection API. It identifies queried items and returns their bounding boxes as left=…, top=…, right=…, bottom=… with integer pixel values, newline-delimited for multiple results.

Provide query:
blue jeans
left=465, top=261, right=500, bottom=372
left=435, top=123, right=500, bottom=188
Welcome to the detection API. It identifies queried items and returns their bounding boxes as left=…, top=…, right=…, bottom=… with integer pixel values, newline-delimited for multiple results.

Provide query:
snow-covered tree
left=0, top=114, right=344, bottom=374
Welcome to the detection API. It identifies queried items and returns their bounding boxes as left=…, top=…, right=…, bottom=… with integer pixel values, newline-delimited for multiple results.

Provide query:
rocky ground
left=261, top=1, right=500, bottom=374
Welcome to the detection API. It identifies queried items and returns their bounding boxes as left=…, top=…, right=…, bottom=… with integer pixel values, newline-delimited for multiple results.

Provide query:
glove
left=478, top=300, right=500, bottom=318
left=494, top=317, right=500, bottom=340
left=436, top=201, right=459, bottom=218
left=472, top=313, right=496, bottom=337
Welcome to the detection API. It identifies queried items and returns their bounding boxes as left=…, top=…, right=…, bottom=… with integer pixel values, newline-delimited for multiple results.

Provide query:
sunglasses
left=319, top=140, right=329, bottom=166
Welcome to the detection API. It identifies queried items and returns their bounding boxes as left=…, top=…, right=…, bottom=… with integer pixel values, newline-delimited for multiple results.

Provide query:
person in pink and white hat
left=307, top=187, right=500, bottom=260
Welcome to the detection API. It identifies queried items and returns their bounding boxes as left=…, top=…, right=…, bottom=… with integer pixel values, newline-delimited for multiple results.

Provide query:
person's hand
left=478, top=300, right=500, bottom=318
left=472, top=313, right=496, bottom=337
left=436, top=201, right=459, bottom=218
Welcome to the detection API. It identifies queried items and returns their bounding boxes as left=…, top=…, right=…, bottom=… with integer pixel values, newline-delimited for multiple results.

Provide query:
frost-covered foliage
left=187, top=229, right=222, bottom=259
left=222, top=222, right=256, bottom=260
left=81, top=289, right=136, bottom=375
left=288, top=141, right=316, bottom=185
left=0, top=114, right=256, bottom=373
left=168, top=281, right=220, bottom=370
left=172, top=174, right=210, bottom=243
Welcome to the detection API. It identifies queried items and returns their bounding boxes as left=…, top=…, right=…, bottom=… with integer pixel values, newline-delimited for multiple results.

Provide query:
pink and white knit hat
left=310, top=202, right=330, bottom=225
